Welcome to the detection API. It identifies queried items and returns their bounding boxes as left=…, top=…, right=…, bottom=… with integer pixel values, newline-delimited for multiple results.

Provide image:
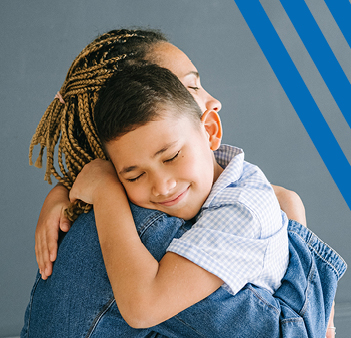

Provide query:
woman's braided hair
left=29, top=28, right=168, bottom=221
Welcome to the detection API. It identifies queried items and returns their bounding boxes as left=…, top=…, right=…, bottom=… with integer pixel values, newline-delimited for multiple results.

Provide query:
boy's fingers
left=36, top=245, right=50, bottom=280
left=35, top=232, right=46, bottom=273
left=35, top=228, right=56, bottom=279
left=48, top=240, right=58, bottom=262
left=41, top=270, right=48, bottom=280
left=44, top=262, right=53, bottom=278
left=41, top=246, right=51, bottom=278
left=69, top=190, right=76, bottom=204
left=35, top=242, right=42, bottom=272
left=59, top=218, right=72, bottom=232
left=47, top=227, right=59, bottom=263
left=59, top=204, right=72, bottom=232
left=60, top=222, right=71, bottom=232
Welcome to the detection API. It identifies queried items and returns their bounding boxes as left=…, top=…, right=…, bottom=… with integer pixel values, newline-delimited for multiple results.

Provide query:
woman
left=22, top=29, right=343, bottom=338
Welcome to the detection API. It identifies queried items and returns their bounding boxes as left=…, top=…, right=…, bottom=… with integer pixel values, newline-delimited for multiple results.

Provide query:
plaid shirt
left=167, top=145, right=289, bottom=295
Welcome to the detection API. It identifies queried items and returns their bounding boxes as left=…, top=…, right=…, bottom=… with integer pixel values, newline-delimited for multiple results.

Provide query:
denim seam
left=246, top=285, right=280, bottom=315
left=84, top=297, right=116, bottom=338
left=138, top=213, right=185, bottom=242
left=22, top=274, right=41, bottom=338
left=289, top=229, right=336, bottom=319
left=309, top=242, right=347, bottom=280
left=280, top=317, right=305, bottom=324
left=137, top=212, right=172, bottom=238
left=172, top=315, right=207, bottom=337
left=288, top=230, right=347, bottom=280
left=300, top=256, right=317, bottom=318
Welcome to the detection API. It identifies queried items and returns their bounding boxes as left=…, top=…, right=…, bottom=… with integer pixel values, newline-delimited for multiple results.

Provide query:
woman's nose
left=204, top=91, right=222, bottom=112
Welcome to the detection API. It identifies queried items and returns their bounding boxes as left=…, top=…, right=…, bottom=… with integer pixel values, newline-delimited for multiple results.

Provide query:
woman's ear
left=201, top=110, right=222, bottom=151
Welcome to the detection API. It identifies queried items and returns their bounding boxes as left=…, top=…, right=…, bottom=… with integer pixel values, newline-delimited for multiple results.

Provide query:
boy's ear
left=201, top=110, right=222, bottom=151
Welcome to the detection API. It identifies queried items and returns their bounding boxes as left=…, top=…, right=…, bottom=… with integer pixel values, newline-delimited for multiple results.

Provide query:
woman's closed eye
left=188, top=86, right=199, bottom=92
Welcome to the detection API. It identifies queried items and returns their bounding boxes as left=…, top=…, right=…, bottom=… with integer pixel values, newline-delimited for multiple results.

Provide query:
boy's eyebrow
left=152, top=141, right=178, bottom=158
left=119, top=165, right=138, bottom=175
left=118, top=141, right=178, bottom=175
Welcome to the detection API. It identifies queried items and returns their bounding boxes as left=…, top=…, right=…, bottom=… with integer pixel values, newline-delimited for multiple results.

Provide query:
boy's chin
left=167, top=208, right=199, bottom=221
left=140, top=203, right=200, bottom=220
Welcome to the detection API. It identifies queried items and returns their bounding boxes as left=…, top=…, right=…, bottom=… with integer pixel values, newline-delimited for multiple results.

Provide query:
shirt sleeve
left=166, top=202, right=269, bottom=296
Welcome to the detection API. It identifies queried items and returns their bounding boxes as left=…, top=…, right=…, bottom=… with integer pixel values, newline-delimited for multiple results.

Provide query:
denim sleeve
left=160, top=220, right=346, bottom=338
left=21, top=206, right=346, bottom=338
left=275, top=220, right=346, bottom=337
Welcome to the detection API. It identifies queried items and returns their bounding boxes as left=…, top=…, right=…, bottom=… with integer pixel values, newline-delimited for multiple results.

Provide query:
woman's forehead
left=149, top=42, right=198, bottom=79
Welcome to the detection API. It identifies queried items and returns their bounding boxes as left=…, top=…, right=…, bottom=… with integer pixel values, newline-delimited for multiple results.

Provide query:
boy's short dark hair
left=94, top=64, right=202, bottom=143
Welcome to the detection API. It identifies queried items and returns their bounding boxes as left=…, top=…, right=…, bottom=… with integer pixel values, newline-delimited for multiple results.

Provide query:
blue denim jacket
left=21, top=204, right=346, bottom=338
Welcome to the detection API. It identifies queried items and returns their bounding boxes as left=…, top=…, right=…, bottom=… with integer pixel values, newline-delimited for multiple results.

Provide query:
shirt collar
left=202, top=144, right=245, bottom=208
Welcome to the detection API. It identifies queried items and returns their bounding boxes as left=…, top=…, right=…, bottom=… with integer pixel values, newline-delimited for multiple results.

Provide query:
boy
left=70, top=63, right=289, bottom=328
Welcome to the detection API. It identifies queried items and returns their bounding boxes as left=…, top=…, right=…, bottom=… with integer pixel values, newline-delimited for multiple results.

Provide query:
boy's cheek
left=123, top=186, right=135, bottom=200
left=125, top=187, right=146, bottom=206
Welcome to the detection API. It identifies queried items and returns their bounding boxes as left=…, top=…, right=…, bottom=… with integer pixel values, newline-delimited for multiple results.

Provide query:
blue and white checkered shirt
left=167, top=145, right=289, bottom=295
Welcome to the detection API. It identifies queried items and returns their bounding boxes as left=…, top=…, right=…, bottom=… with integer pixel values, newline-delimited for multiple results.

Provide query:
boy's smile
left=105, top=111, right=223, bottom=220
left=156, top=186, right=190, bottom=207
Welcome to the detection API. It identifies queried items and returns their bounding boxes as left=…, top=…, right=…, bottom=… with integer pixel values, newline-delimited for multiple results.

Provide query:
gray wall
left=1, top=0, right=350, bottom=336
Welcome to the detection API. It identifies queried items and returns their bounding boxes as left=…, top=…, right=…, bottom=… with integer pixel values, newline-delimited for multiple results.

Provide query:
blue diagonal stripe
left=234, top=0, right=351, bottom=210
left=281, top=0, right=351, bottom=129
left=324, top=0, right=351, bottom=49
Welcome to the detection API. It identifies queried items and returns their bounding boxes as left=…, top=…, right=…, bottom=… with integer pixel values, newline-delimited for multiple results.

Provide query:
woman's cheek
left=193, top=96, right=206, bottom=113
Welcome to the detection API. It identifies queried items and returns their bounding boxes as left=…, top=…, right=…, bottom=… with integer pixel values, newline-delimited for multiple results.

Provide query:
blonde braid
left=29, top=29, right=168, bottom=221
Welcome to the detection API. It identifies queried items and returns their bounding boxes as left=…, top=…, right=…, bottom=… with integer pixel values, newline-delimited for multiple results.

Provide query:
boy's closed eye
left=126, top=174, right=144, bottom=182
left=125, top=150, right=181, bottom=183
left=164, top=150, right=180, bottom=163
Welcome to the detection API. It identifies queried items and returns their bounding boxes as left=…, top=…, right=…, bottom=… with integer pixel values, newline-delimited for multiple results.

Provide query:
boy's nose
left=152, top=176, right=177, bottom=197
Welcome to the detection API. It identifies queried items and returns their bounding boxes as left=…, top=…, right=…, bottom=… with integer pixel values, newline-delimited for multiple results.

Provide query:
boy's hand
left=35, top=184, right=71, bottom=280
left=69, top=159, right=121, bottom=205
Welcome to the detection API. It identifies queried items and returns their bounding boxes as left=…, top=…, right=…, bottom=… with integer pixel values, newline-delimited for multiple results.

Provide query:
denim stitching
left=138, top=212, right=185, bottom=240
left=137, top=211, right=168, bottom=237
left=21, top=273, right=41, bottom=337
left=288, top=229, right=347, bottom=280
left=173, top=315, right=207, bottom=338
left=280, top=317, right=305, bottom=324
left=84, top=297, right=116, bottom=338
left=308, top=239, right=347, bottom=280
left=300, top=255, right=316, bottom=318
left=246, top=285, right=280, bottom=315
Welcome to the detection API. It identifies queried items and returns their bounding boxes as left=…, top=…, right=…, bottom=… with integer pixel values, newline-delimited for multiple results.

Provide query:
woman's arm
left=272, top=185, right=306, bottom=226
left=70, top=159, right=223, bottom=329
left=272, top=184, right=336, bottom=337
left=35, top=184, right=72, bottom=279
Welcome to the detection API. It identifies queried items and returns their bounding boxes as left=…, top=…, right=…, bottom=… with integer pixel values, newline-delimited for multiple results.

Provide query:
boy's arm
left=70, top=159, right=223, bottom=329
left=35, top=183, right=72, bottom=279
